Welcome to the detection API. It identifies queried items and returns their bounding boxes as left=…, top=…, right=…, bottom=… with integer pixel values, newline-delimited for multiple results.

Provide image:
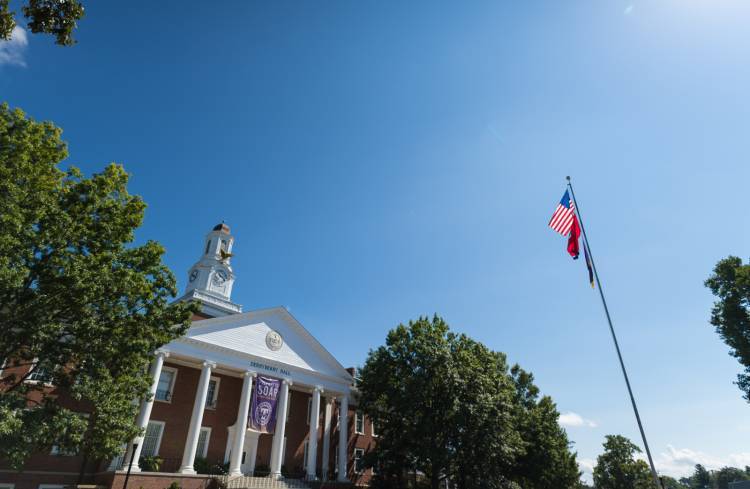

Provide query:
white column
left=179, top=360, right=216, bottom=474
left=243, top=431, right=260, bottom=475
left=320, top=396, right=333, bottom=480
left=127, top=350, right=168, bottom=472
left=337, top=395, right=349, bottom=482
left=306, top=386, right=323, bottom=480
left=269, top=379, right=291, bottom=479
left=229, top=370, right=256, bottom=476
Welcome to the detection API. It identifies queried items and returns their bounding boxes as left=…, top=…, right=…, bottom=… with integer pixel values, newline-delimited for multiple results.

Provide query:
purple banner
left=248, top=376, right=281, bottom=433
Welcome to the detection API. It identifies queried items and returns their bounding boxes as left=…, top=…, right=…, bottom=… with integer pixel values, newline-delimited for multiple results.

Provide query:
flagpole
left=565, top=176, right=662, bottom=489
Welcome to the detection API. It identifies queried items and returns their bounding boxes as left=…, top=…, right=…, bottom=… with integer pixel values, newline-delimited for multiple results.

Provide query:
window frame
left=196, top=427, right=211, bottom=458
left=354, top=411, right=364, bottom=435
left=155, top=366, right=178, bottom=403
left=353, top=448, right=365, bottom=474
left=371, top=420, right=378, bottom=438
left=25, top=359, right=54, bottom=386
left=205, top=376, right=221, bottom=410
left=302, top=440, right=309, bottom=470
left=141, top=420, right=165, bottom=457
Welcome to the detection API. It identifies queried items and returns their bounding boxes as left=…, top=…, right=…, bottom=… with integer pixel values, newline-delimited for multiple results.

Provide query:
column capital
left=313, top=385, right=324, bottom=393
left=243, top=370, right=257, bottom=378
left=202, top=360, right=217, bottom=369
left=155, top=349, right=170, bottom=358
left=282, top=378, right=293, bottom=386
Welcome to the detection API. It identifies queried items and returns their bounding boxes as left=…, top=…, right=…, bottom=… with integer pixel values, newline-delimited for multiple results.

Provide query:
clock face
left=189, top=270, right=199, bottom=283
left=212, top=269, right=228, bottom=286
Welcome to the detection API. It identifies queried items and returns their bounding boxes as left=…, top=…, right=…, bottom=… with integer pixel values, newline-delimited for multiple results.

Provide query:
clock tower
left=178, top=222, right=242, bottom=317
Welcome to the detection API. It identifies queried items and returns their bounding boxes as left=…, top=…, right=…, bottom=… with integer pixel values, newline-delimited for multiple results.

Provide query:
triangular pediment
left=176, top=307, right=353, bottom=385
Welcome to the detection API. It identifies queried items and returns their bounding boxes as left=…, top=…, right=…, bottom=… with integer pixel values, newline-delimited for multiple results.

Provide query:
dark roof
left=212, top=222, right=230, bottom=233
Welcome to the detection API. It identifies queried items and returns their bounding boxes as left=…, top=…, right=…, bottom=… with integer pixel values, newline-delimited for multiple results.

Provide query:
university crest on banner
left=248, top=376, right=281, bottom=433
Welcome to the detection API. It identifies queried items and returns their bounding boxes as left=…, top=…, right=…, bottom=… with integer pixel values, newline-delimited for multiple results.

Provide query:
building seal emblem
left=265, top=330, right=283, bottom=351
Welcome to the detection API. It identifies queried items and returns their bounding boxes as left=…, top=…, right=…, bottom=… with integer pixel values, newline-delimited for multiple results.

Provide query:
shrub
left=254, top=464, right=271, bottom=477
left=194, top=457, right=228, bottom=475
left=139, top=456, right=163, bottom=472
left=166, top=482, right=181, bottom=489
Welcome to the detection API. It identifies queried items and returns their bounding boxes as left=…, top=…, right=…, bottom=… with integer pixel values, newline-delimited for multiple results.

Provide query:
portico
left=125, top=306, right=353, bottom=481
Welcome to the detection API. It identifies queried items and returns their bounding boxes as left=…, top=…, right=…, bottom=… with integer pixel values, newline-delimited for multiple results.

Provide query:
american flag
left=548, top=190, right=576, bottom=235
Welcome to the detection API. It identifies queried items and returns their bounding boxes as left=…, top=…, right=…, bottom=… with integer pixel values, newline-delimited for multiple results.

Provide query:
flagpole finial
left=566, top=175, right=571, bottom=182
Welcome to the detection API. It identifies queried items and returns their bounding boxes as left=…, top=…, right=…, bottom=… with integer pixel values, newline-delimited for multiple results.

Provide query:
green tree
left=0, top=104, right=197, bottom=468
left=713, top=466, right=750, bottom=489
left=690, top=464, right=711, bottom=489
left=660, top=475, right=688, bottom=489
left=705, top=256, right=750, bottom=402
left=1, top=0, right=84, bottom=46
left=509, top=365, right=581, bottom=489
left=357, top=315, right=580, bottom=489
left=592, top=435, right=654, bottom=489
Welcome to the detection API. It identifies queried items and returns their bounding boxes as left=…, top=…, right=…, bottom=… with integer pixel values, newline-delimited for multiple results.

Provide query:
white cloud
left=635, top=446, right=750, bottom=479
left=0, top=26, right=29, bottom=67
left=559, top=411, right=598, bottom=428
left=624, top=4, right=634, bottom=15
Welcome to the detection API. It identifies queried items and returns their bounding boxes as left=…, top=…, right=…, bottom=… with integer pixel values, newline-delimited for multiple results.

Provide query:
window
left=205, top=239, right=211, bottom=254
left=196, top=427, right=211, bottom=458
left=141, top=421, right=165, bottom=457
left=355, top=411, right=364, bottom=434
left=205, top=377, right=220, bottom=409
left=0, top=484, right=15, bottom=489
left=353, top=448, right=365, bottom=473
left=371, top=420, right=377, bottom=437
left=50, top=444, right=78, bottom=456
left=302, top=440, right=309, bottom=470
left=38, top=485, right=64, bottom=489
left=27, top=361, right=53, bottom=384
left=155, top=367, right=177, bottom=402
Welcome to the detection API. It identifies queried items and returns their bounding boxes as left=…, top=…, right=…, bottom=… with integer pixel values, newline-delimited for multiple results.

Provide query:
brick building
left=0, top=224, right=376, bottom=489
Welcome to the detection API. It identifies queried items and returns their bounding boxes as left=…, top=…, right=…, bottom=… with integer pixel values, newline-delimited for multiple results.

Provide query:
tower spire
left=177, top=222, right=242, bottom=317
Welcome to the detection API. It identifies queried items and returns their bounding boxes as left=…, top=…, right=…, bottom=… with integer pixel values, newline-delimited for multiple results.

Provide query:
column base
left=269, top=472, right=282, bottom=480
left=305, top=474, right=318, bottom=481
left=179, top=467, right=196, bottom=475
left=124, top=464, right=141, bottom=473
left=227, top=471, right=244, bottom=478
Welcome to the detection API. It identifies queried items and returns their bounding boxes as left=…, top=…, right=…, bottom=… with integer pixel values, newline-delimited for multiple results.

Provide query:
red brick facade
left=0, top=360, right=377, bottom=489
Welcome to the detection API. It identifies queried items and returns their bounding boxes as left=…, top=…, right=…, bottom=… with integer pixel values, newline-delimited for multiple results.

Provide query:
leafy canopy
left=0, top=104, right=197, bottom=468
left=592, top=435, right=655, bottom=489
left=0, top=0, right=84, bottom=46
left=705, top=256, right=750, bottom=402
left=357, top=315, right=582, bottom=489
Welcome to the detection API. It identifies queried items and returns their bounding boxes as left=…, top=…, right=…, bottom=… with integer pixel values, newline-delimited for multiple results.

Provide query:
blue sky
left=3, top=0, right=750, bottom=481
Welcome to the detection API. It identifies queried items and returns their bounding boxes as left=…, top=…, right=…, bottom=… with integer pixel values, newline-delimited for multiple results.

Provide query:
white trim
left=353, top=448, right=365, bottom=474
left=38, top=485, right=65, bottom=489
left=155, top=366, right=178, bottom=403
left=197, top=427, right=212, bottom=458
left=206, top=376, right=221, bottom=410
left=371, top=420, right=378, bottom=437
left=354, top=411, right=364, bottom=435
left=178, top=306, right=352, bottom=380
left=142, top=420, right=166, bottom=457
left=25, top=358, right=54, bottom=386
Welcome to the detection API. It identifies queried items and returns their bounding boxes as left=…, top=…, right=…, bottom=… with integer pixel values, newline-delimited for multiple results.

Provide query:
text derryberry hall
left=0, top=224, right=377, bottom=489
